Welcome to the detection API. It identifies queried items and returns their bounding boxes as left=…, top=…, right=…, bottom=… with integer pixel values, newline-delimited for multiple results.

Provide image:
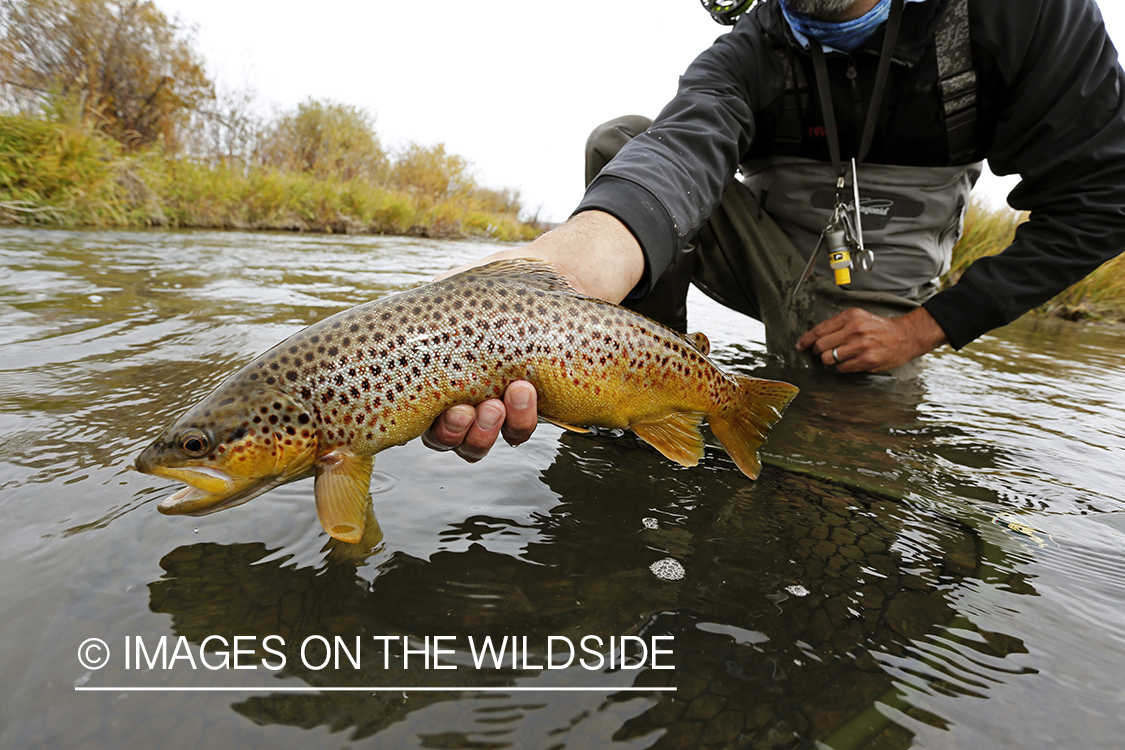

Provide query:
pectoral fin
left=314, top=449, right=374, bottom=543
left=631, top=412, right=707, bottom=468
left=324, top=502, right=385, bottom=562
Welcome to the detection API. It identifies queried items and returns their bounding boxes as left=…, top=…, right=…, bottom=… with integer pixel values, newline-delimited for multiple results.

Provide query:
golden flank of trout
left=136, top=260, right=799, bottom=543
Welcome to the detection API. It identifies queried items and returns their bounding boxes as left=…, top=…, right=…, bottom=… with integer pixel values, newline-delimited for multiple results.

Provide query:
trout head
left=136, top=388, right=318, bottom=517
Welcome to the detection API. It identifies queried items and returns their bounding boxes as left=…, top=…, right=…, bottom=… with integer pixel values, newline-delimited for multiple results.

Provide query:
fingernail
left=476, top=403, right=502, bottom=431
left=509, top=387, right=532, bottom=411
left=445, top=406, right=474, bottom=432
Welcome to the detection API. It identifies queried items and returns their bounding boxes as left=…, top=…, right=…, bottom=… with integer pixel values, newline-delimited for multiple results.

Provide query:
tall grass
left=0, top=115, right=542, bottom=242
left=0, top=116, right=141, bottom=224
left=945, top=198, right=1125, bottom=322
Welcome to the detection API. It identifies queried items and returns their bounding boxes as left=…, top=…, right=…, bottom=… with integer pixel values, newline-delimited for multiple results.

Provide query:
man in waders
left=426, top=0, right=1125, bottom=460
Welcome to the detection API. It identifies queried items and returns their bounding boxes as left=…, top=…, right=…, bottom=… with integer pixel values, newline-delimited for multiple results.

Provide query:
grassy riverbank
left=3, top=116, right=1123, bottom=322
left=0, top=116, right=541, bottom=241
left=947, top=199, right=1125, bottom=323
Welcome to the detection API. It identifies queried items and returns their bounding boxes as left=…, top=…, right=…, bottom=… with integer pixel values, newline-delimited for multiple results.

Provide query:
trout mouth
left=149, top=465, right=282, bottom=516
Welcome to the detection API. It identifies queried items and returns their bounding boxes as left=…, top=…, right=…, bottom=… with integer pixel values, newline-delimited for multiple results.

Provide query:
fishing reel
left=700, top=0, right=756, bottom=25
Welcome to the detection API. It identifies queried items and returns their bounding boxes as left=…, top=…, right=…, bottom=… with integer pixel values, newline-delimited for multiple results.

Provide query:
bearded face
left=784, top=0, right=863, bottom=20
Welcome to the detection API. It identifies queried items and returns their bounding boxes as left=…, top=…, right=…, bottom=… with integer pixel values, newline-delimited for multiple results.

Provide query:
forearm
left=438, top=210, right=645, bottom=304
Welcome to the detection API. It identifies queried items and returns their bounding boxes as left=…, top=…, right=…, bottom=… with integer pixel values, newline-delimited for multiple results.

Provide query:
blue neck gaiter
left=779, top=0, right=892, bottom=54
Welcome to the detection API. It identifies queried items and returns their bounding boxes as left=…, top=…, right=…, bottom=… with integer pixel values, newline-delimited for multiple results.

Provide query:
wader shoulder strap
left=934, top=0, right=977, bottom=164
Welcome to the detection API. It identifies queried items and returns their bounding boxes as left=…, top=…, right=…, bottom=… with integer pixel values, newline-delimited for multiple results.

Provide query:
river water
left=1, top=228, right=1123, bottom=749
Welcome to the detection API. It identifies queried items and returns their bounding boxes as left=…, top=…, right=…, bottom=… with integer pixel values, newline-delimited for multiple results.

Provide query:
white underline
left=75, top=686, right=676, bottom=693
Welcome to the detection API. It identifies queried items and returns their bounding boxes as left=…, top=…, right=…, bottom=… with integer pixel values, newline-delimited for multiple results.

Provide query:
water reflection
left=121, top=450, right=1028, bottom=749
left=3, top=229, right=1125, bottom=750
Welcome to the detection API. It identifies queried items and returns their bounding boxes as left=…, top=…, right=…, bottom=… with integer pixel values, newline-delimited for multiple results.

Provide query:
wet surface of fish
left=136, top=259, right=799, bottom=542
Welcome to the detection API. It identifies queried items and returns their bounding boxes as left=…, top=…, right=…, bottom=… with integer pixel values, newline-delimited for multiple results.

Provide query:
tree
left=0, top=0, right=213, bottom=150
left=257, top=98, right=386, bottom=182
left=186, top=78, right=264, bottom=164
left=390, top=142, right=474, bottom=199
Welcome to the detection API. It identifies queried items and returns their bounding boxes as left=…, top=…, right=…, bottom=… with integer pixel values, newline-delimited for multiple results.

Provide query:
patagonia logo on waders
left=811, top=190, right=924, bottom=231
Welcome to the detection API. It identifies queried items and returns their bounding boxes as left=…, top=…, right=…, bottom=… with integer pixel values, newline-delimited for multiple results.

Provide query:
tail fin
left=709, top=376, right=799, bottom=479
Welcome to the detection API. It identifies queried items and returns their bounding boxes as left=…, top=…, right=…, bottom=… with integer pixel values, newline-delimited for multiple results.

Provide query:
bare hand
left=422, top=381, right=539, bottom=462
left=795, top=307, right=948, bottom=373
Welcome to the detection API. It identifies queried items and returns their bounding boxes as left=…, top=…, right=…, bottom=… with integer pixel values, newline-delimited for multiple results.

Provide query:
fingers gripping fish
left=136, top=260, right=799, bottom=543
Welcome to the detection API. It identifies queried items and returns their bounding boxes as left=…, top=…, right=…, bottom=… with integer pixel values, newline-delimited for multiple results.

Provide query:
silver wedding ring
left=832, top=347, right=841, bottom=363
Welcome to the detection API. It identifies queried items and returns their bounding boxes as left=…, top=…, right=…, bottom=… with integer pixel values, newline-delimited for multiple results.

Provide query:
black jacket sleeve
left=575, top=16, right=777, bottom=287
left=923, top=0, right=1125, bottom=347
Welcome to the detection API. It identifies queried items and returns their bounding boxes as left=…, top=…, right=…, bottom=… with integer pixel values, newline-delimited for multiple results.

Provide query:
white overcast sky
left=159, top=0, right=1125, bottom=224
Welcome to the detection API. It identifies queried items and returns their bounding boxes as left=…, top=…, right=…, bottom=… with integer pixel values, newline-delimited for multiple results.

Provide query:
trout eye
left=178, top=429, right=212, bottom=457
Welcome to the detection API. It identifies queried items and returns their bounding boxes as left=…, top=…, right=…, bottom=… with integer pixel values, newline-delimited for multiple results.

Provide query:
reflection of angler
left=535, top=437, right=1022, bottom=748
left=141, top=450, right=1028, bottom=747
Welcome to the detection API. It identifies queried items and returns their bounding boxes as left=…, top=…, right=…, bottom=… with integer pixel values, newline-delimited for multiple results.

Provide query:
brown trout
left=136, top=259, right=799, bottom=543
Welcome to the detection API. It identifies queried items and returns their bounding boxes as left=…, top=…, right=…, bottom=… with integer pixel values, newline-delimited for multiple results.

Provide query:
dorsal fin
left=451, top=258, right=579, bottom=294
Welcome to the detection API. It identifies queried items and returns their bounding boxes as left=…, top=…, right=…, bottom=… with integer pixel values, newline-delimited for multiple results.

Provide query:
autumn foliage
left=256, top=100, right=388, bottom=183
left=0, top=0, right=211, bottom=149
left=0, top=0, right=541, bottom=239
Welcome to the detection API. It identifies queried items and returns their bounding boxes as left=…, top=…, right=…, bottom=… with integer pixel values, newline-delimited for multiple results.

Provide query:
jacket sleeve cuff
left=922, top=279, right=1009, bottom=350
left=573, top=175, right=680, bottom=299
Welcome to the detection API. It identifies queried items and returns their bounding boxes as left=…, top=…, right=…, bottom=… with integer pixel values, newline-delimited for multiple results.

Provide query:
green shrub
left=0, top=115, right=542, bottom=239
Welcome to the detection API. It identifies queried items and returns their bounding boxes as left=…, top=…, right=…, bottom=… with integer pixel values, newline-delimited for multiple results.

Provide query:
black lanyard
left=809, top=0, right=905, bottom=182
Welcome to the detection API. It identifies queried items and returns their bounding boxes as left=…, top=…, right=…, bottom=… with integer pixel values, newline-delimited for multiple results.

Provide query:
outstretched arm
left=422, top=210, right=645, bottom=460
